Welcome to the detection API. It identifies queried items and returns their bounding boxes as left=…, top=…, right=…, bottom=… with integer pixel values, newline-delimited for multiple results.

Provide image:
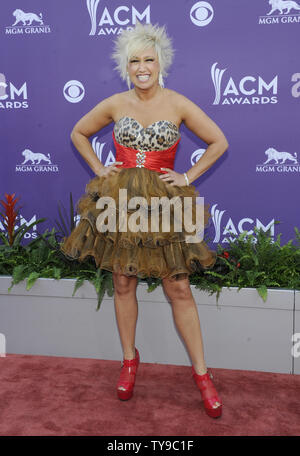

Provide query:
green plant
left=1, top=199, right=300, bottom=307
left=0, top=192, right=45, bottom=247
left=54, top=192, right=77, bottom=240
left=3, top=227, right=114, bottom=311
left=190, top=226, right=300, bottom=301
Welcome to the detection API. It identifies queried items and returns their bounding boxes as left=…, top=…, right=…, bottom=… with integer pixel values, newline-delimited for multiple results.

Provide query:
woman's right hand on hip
left=97, top=162, right=123, bottom=177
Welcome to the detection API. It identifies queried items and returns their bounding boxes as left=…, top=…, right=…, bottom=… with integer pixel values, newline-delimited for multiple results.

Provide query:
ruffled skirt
left=60, top=168, right=216, bottom=280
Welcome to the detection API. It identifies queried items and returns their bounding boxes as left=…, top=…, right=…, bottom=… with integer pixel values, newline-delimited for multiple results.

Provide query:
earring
left=126, top=72, right=131, bottom=89
left=159, top=72, right=164, bottom=88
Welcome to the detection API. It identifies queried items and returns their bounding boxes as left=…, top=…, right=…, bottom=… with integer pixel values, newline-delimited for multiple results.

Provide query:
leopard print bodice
left=113, top=116, right=181, bottom=152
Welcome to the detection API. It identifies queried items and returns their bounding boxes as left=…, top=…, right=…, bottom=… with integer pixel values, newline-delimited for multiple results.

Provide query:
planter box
left=0, top=276, right=297, bottom=374
left=295, top=291, right=300, bottom=375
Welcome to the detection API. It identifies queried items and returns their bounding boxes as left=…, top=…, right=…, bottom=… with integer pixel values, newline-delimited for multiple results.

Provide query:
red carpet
left=0, top=353, right=299, bottom=436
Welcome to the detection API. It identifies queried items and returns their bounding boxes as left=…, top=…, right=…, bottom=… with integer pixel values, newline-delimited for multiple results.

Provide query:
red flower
left=237, top=263, right=241, bottom=268
left=223, top=251, right=229, bottom=259
left=0, top=193, right=20, bottom=246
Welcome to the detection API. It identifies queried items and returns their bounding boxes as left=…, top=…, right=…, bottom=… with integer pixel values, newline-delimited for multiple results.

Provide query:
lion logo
left=21, top=149, right=52, bottom=165
left=267, top=0, right=300, bottom=15
left=263, top=147, right=298, bottom=164
left=12, top=9, right=44, bottom=26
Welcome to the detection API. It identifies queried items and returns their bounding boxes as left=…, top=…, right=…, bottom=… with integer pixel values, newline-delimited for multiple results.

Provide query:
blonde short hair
left=111, top=22, right=174, bottom=84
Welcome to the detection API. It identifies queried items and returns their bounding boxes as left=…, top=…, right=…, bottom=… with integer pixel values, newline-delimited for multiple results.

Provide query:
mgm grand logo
left=5, top=9, right=51, bottom=35
left=15, top=149, right=59, bottom=173
left=259, top=0, right=300, bottom=24
left=256, top=147, right=300, bottom=173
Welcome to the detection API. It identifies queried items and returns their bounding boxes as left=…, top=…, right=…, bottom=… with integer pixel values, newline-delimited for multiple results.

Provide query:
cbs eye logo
left=190, top=1, right=214, bottom=27
left=63, top=80, right=85, bottom=103
left=191, top=148, right=206, bottom=165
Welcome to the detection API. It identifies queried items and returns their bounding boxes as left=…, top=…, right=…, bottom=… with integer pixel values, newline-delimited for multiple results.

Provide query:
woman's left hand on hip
left=159, top=168, right=188, bottom=187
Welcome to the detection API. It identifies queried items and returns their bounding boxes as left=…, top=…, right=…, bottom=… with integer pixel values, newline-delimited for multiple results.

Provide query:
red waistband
left=112, top=131, right=180, bottom=173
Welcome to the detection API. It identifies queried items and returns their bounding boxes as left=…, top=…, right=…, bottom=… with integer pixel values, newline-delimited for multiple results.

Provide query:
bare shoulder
left=93, top=91, right=124, bottom=114
left=109, top=90, right=129, bottom=105
left=165, top=89, right=228, bottom=146
left=71, top=91, right=126, bottom=137
left=165, top=89, right=205, bottom=121
left=163, top=88, right=185, bottom=106
left=86, top=91, right=127, bottom=121
left=106, top=90, right=132, bottom=119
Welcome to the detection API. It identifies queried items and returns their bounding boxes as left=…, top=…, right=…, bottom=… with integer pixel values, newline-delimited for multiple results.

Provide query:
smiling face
left=127, top=47, right=160, bottom=89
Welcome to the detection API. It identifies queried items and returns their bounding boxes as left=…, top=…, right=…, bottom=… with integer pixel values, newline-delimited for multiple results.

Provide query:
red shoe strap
left=119, top=365, right=137, bottom=385
left=193, top=371, right=221, bottom=404
left=122, top=358, right=138, bottom=368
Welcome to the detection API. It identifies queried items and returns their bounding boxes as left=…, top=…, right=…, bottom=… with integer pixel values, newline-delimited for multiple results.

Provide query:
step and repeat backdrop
left=1, top=0, right=299, bottom=247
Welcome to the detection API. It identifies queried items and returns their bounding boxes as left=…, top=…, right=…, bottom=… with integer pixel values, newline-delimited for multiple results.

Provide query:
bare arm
left=70, top=94, right=119, bottom=175
left=178, top=94, right=229, bottom=184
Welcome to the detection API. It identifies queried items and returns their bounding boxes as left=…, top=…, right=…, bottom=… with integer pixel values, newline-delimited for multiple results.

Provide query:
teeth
left=137, top=75, right=150, bottom=81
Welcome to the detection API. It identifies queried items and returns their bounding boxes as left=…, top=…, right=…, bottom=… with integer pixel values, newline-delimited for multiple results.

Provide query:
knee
left=113, top=273, right=137, bottom=296
left=162, top=278, right=193, bottom=302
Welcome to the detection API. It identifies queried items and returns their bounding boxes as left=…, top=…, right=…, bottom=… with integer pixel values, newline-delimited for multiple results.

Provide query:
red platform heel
left=117, top=347, right=140, bottom=401
left=192, top=366, right=222, bottom=418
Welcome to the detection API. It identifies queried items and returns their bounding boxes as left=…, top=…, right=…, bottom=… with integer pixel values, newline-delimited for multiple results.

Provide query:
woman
left=61, top=22, right=228, bottom=419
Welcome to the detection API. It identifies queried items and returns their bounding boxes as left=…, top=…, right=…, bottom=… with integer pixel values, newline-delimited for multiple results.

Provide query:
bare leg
left=113, top=272, right=138, bottom=360
left=162, top=276, right=208, bottom=375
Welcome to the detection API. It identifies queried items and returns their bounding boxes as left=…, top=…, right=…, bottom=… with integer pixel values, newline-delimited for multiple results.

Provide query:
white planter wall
left=0, top=276, right=297, bottom=374
left=295, top=291, right=300, bottom=375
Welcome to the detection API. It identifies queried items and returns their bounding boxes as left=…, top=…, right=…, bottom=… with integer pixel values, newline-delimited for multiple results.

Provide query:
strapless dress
left=60, top=116, right=216, bottom=280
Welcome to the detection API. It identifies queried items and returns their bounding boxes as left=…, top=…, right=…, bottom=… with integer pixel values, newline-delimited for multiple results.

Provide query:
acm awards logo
left=5, top=9, right=51, bottom=35
left=259, top=0, right=300, bottom=24
left=15, top=149, right=59, bottom=173
left=211, top=63, right=278, bottom=106
left=0, top=73, right=28, bottom=109
left=210, top=204, right=275, bottom=244
left=0, top=214, right=40, bottom=240
left=87, top=0, right=151, bottom=36
left=91, top=137, right=117, bottom=165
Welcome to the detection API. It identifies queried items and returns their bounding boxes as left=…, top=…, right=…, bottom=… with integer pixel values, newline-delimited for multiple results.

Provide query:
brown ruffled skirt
left=60, top=168, right=216, bottom=280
